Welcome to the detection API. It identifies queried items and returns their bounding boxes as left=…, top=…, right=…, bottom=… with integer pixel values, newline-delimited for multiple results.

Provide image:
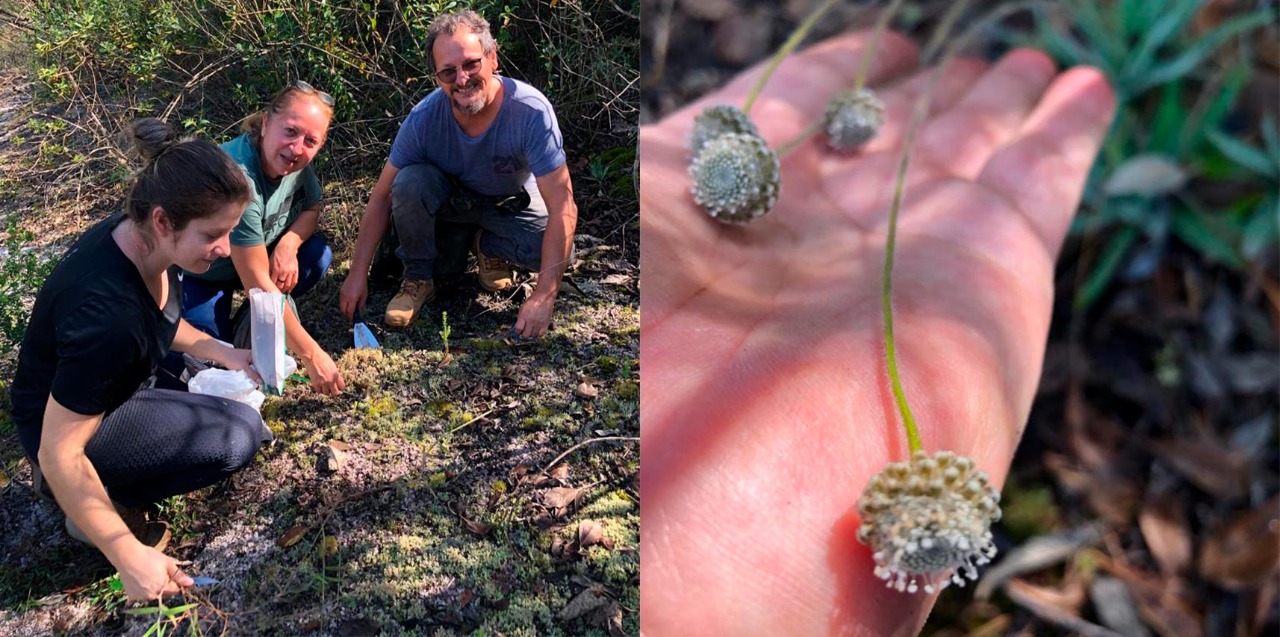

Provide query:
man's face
left=433, top=29, right=497, bottom=116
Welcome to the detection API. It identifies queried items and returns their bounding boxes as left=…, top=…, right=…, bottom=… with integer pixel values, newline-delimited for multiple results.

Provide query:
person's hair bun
left=129, top=118, right=182, bottom=163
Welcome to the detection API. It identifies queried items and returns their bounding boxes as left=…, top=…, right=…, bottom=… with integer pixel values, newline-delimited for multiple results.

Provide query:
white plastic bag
left=249, top=288, right=287, bottom=395
left=189, top=368, right=267, bottom=411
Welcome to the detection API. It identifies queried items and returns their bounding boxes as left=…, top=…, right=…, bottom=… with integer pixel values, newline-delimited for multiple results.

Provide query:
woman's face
left=167, top=202, right=245, bottom=274
left=259, top=96, right=331, bottom=180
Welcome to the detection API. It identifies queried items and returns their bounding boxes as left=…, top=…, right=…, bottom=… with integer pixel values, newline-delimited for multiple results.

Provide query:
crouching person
left=7, top=119, right=270, bottom=602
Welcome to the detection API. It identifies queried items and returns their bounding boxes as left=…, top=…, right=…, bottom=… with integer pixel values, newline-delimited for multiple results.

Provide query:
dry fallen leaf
left=1104, top=154, right=1188, bottom=197
left=1139, top=491, right=1193, bottom=576
left=577, top=520, right=614, bottom=551
left=1199, top=494, right=1280, bottom=590
left=559, top=585, right=610, bottom=621
left=976, top=527, right=1099, bottom=600
left=277, top=524, right=309, bottom=548
left=549, top=463, right=571, bottom=482
left=575, top=381, right=599, bottom=399
left=463, top=518, right=492, bottom=537
left=543, top=486, right=584, bottom=510
left=1150, top=436, right=1249, bottom=498
left=1111, top=568, right=1204, bottom=637
left=1003, top=579, right=1117, bottom=636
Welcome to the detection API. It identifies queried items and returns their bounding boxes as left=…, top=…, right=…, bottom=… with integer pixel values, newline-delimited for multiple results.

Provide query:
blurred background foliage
left=26, top=0, right=639, bottom=172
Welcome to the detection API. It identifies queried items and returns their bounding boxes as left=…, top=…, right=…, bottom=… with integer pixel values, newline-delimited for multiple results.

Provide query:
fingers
left=977, top=66, right=1117, bottom=256
left=169, top=563, right=194, bottom=589
left=918, top=48, right=1058, bottom=178
left=863, top=57, right=989, bottom=152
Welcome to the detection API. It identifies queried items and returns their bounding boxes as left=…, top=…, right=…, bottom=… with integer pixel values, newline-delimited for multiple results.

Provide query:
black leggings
left=26, top=388, right=269, bottom=507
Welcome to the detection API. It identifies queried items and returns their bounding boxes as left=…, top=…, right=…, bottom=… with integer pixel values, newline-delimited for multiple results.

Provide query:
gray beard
left=453, top=95, right=486, bottom=115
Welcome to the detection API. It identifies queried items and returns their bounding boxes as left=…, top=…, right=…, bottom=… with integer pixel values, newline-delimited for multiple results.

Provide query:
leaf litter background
left=641, top=0, right=1280, bottom=635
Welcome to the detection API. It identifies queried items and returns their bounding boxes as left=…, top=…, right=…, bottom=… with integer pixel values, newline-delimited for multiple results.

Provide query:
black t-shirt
left=9, top=213, right=181, bottom=457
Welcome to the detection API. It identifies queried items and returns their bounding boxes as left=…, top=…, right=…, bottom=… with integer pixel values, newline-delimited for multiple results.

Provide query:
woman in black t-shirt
left=9, top=118, right=268, bottom=603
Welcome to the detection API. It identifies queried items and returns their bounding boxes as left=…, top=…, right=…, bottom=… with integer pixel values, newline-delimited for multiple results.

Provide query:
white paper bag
left=249, top=288, right=287, bottom=395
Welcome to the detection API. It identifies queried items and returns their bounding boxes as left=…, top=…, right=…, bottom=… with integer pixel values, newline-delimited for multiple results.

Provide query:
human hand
left=269, top=241, right=300, bottom=294
left=338, top=273, right=368, bottom=322
left=640, top=31, right=1114, bottom=636
left=115, top=543, right=194, bottom=603
left=301, top=347, right=345, bottom=396
left=514, top=292, right=555, bottom=338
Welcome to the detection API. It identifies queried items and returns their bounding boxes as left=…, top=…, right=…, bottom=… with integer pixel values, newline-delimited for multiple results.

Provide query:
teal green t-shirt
left=190, top=133, right=322, bottom=282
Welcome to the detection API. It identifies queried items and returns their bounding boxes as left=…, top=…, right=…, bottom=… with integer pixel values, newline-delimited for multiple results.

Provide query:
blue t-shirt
left=190, top=132, right=322, bottom=282
left=388, top=76, right=565, bottom=202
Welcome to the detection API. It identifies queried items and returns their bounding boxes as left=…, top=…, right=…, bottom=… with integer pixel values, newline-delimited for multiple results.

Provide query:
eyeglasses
left=434, top=58, right=484, bottom=85
left=293, top=80, right=335, bottom=106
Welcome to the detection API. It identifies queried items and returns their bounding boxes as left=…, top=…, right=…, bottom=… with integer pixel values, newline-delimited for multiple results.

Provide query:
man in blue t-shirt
left=338, top=9, right=578, bottom=336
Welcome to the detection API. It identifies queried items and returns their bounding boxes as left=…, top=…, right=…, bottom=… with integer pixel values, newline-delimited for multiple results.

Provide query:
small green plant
left=439, top=311, right=451, bottom=356
left=1022, top=0, right=1276, bottom=308
left=0, top=224, right=57, bottom=349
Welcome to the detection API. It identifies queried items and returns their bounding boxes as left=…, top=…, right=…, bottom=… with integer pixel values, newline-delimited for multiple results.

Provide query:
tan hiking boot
left=473, top=233, right=515, bottom=292
left=384, top=278, right=436, bottom=328
left=65, top=505, right=172, bottom=552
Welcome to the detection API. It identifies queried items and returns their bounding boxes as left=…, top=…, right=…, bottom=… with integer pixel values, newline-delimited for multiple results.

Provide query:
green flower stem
left=742, top=0, right=843, bottom=115
left=881, top=0, right=1046, bottom=454
left=852, top=0, right=908, bottom=93
left=775, top=120, right=824, bottom=157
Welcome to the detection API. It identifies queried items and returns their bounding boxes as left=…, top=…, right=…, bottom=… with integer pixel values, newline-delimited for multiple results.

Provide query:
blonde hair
left=241, top=84, right=334, bottom=144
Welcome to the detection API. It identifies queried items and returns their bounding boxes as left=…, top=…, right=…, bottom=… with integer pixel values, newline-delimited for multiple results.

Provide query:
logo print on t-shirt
left=492, top=155, right=522, bottom=175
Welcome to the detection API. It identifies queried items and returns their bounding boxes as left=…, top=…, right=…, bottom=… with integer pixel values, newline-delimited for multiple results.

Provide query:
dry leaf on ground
left=1199, top=494, right=1280, bottom=590
left=277, top=524, right=309, bottom=548
left=1139, top=491, right=1193, bottom=576
left=559, top=584, right=610, bottom=620
left=1150, top=437, right=1249, bottom=499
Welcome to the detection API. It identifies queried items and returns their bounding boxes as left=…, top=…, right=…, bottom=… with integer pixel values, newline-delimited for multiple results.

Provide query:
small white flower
left=823, top=88, right=885, bottom=153
left=856, top=450, right=1001, bottom=594
left=689, top=132, right=780, bottom=224
left=689, top=105, right=761, bottom=156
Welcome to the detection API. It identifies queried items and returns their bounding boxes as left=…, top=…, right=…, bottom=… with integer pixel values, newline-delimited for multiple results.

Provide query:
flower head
left=689, top=105, right=761, bottom=155
left=689, top=132, right=780, bottom=224
left=823, top=88, right=885, bottom=153
left=856, top=450, right=1001, bottom=594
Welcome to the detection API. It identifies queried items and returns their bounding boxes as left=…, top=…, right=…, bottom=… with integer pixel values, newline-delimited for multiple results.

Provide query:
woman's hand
left=269, top=240, right=300, bottom=294
left=115, top=543, right=194, bottom=603
left=212, top=347, right=263, bottom=385
left=301, top=347, right=345, bottom=396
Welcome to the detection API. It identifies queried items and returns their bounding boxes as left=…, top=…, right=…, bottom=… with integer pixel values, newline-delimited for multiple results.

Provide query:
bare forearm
left=279, top=207, right=321, bottom=250
left=350, top=196, right=392, bottom=276
left=535, top=202, right=577, bottom=298
left=37, top=449, right=136, bottom=561
left=173, top=319, right=232, bottom=363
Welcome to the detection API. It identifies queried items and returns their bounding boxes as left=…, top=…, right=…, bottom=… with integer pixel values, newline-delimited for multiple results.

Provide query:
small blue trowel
left=353, top=309, right=381, bottom=349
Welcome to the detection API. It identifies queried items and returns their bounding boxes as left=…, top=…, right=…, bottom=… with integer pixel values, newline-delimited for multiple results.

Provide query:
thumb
left=169, top=562, right=194, bottom=588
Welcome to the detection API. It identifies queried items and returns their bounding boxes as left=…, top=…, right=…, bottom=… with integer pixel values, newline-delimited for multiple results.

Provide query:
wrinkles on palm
left=640, top=31, right=1115, bottom=636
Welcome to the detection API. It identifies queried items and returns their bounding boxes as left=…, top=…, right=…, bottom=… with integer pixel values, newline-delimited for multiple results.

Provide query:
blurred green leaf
left=1181, top=60, right=1250, bottom=155
left=1206, top=129, right=1279, bottom=179
left=1242, top=194, right=1279, bottom=260
left=1129, top=11, right=1272, bottom=95
left=1076, top=226, right=1139, bottom=311
left=1171, top=207, right=1246, bottom=268
left=1127, top=0, right=1202, bottom=78
left=1150, top=82, right=1186, bottom=155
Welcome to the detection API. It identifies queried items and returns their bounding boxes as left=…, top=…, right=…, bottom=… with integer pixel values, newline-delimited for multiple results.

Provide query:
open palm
left=640, top=32, right=1115, bottom=636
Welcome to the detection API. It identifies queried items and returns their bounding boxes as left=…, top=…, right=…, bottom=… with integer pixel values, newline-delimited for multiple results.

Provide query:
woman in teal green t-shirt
left=181, top=82, right=346, bottom=395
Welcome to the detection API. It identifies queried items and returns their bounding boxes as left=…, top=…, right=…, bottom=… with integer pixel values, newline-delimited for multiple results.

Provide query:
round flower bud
left=689, top=132, right=780, bottom=224
left=856, top=450, right=1001, bottom=594
left=690, top=105, right=761, bottom=156
left=823, top=88, right=885, bottom=153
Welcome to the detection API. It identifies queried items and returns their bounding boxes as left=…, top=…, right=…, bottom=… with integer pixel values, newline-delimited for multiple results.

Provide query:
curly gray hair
left=425, top=10, right=497, bottom=74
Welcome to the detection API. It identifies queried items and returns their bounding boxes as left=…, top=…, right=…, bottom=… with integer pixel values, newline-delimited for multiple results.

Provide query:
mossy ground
left=0, top=29, right=639, bottom=635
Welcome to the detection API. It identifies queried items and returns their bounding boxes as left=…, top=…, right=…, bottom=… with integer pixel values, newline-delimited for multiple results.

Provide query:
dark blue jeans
left=181, top=234, right=332, bottom=341
left=390, top=163, right=548, bottom=280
